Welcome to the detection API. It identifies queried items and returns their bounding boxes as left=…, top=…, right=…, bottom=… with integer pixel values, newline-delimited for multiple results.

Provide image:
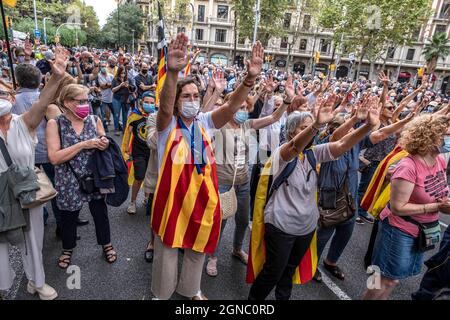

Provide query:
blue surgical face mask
left=234, top=110, right=249, bottom=124
left=439, top=136, right=450, bottom=153
left=142, top=102, right=155, bottom=114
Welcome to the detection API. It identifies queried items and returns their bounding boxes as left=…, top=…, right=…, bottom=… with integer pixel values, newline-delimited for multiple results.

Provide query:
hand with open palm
left=367, top=96, right=381, bottom=128
left=167, top=33, right=190, bottom=72
left=284, top=74, right=295, bottom=101
left=49, top=46, right=69, bottom=79
left=378, top=71, right=390, bottom=87
left=315, top=93, right=338, bottom=126
left=246, top=41, right=264, bottom=79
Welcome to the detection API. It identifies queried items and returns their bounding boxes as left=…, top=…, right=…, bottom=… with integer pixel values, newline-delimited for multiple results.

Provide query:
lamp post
left=55, top=22, right=86, bottom=46
left=188, top=3, right=195, bottom=46
left=33, top=0, right=39, bottom=35
left=253, top=0, right=261, bottom=43
left=287, top=35, right=294, bottom=73
left=117, top=0, right=121, bottom=50
left=43, top=17, right=52, bottom=46
left=131, top=29, right=135, bottom=54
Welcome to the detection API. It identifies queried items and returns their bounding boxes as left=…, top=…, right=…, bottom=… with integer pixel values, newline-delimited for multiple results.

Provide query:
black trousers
left=248, top=223, right=315, bottom=300
left=60, top=198, right=111, bottom=250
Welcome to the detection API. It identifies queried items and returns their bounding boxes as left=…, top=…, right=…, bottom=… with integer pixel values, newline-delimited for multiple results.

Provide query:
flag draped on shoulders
left=246, top=156, right=318, bottom=285
left=151, top=119, right=221, bottom=254
left=360, top=145, right=409, bottom=218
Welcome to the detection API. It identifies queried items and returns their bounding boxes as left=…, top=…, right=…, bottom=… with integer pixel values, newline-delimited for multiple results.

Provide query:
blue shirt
left=12, top=88, right=49, bottom=164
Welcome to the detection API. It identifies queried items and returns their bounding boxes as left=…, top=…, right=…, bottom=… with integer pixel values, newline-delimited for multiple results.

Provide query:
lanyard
left=177, top=117, right=205, bottom=175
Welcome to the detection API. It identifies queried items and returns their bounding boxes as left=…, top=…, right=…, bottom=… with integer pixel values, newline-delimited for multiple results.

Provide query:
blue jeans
left=213, top=181, right=250, bottom=256
left=317, top=214, right=356, bottom=264
left=357, top=161, right=379, bottom=217
left=412, top=225, right=450, bottom=300
left=37, top=162, right=61, bottom=228
left=112, top=97, right=129, bottom=131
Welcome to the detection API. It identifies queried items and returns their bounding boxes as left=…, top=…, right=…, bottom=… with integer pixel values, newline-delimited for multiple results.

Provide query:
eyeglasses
left=73, top=99, right=89, bottom=105
left=0, top=89, right=13, bottom=97
left=385, top=106, right=396, bottom=111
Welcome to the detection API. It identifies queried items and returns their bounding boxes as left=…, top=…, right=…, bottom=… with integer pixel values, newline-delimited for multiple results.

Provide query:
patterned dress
left=54, top=114, right=103, bottom=212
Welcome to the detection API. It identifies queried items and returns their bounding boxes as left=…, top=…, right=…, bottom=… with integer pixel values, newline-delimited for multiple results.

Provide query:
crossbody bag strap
left=57, top=117, right=81, bottom=181
left=231, top=128, right=244, bottom=187
left=0, top=136, right=12, bottom=167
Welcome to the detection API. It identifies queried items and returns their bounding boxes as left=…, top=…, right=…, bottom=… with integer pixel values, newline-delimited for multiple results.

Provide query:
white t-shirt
left=157, top=112, right=216, bottom=170
left=97, top=73, right=114, bottom=104
left=0, top=114, right=37, bottom=173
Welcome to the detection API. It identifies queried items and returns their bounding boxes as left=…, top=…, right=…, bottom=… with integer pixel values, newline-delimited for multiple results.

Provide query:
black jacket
left=89, top=137, right=129, bottom=207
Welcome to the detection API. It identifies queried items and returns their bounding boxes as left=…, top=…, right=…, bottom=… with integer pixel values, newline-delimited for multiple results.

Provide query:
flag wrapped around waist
left=360, top=145, right=408, bottom=218
left=151, top=119, right=221, bottom=254
left=246, top=157, right=317, bottom=284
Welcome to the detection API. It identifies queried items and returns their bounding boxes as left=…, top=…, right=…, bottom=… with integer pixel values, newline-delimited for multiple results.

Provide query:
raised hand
left=284, top=74, right=295, bottom=101
left=356, top=100, right=369, bottom=121
left=24, top=39, right=33, bottom=57
left=49, top=46, right=69, bottom=79
left=246, top=41, right=264, bottom=79
left=367, top=96, right=381, bottom=127
left=167, top=33, right=190, bottom=72
left=315, top=93, right=338, bottom=126
left=212, top=70, right=227, bottom=93
left=378, top=71, right=390, bottom=86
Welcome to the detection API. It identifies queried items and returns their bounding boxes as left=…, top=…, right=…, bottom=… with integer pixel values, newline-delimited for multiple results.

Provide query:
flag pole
left=0, top=0, right=16, bottom=89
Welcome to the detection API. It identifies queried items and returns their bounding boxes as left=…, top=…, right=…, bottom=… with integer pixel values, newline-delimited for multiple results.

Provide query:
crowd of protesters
left=0, top=33, right=449, bottom=301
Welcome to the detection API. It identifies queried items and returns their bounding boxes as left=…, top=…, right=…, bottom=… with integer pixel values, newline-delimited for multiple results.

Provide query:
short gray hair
left=285, top=111, right=313, bottom=140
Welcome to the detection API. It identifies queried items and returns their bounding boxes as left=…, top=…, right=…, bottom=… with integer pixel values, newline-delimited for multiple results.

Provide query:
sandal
left=103, top=245, right=117, bottom=264
left=313, top=269, right=323, bottom=283
left=58, top=250, right=73, bottom=269
left=206, top=257, right=218, bottom=277
left=323, top=261, right=345, bottom=280
left=232, top=250, right=248, bottom=265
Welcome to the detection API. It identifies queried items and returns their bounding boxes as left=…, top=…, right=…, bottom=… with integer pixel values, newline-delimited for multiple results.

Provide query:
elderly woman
left=248, top=94, right=380, bottom=300
left=363, top=114, right=450, bottom=300
left=0, top=48, right=66, bottom=300
left=46, top=84, right=117, bottom=270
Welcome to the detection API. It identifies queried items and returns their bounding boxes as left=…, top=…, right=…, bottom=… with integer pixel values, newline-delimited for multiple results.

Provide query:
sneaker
left=359, top=214, right=375, bottom=224
left=355, top=217, right=365, bottom=225
left=27, top=281, right=58, bottom=300
left=127, top=202, right=137, bottom=214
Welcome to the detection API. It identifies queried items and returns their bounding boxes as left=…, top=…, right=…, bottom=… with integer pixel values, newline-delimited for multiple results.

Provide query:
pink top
left=380, top=154, right=447, bottom=237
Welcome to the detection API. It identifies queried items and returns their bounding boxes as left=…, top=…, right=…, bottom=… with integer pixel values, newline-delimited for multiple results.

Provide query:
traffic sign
left=34, top=29, right=40, bottom=38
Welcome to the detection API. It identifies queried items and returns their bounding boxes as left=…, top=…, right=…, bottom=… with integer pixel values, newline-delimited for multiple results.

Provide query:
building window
left=406, top=48, right=415, bottom=61
left=440, top=1, right=450, bottom=19
left=320, top=39, right=330, bottom=54
left=215, top=29, right=227, bottom=43
left=299, top=39, right=307, bottom=50
left=217, top=5, right=229, bottom=20
left=435, top=24, right=448, bottom=35
left=196, top=29, right=204, bottom=41
left=387, top=47, right=396, bottom=59
left=302, top=15, right=311, bottom=31
left=280, top=37, right=288, bottom=49
left=177, top=27, right=186, bottom=34
left=198, top=5, right=205, bottom=22
left=283, top=13, right=291, bottom=29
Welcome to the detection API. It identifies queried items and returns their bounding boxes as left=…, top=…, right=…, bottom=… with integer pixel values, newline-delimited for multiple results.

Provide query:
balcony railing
left=208, top=17, right=232, bottom=24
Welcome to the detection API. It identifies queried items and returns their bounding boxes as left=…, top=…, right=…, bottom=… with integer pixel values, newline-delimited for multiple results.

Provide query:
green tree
left=101, top=3, right=144, bottom=50
left=423, top=32, right=450, bottom=75
left=317, top=0, right=431, bottom=79
left=233, top=0, right=291, bottom=46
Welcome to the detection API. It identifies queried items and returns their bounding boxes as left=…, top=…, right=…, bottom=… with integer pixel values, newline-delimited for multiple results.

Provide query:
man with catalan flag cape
left=247, top=94, right=380, bottom=300
left=151, top=32, right=264, bottom=300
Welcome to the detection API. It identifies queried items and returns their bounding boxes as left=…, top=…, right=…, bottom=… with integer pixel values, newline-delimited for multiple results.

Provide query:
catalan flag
left=155, top=1, right=167, bottom=106
left=151, top=120, right=222, bottom=254
left=360, top=145, right=408, bottom=218
left=246, top=156, right=318, bottom=284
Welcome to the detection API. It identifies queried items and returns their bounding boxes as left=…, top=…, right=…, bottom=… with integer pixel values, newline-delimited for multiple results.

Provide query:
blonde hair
left=58, top=84, right=89, bottom=108
left=399, top=114, right=450, bottom=156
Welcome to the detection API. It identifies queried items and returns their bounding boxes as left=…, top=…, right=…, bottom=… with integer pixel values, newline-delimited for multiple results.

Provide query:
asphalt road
left=5, top=131, right=450, bottom=301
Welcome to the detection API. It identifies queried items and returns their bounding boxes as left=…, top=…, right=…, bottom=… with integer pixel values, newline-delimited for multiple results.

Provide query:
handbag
left=0, top=137, right=57, bottom=209
left=219, top=129, right=243, bottom=220
left=319, top=174, right=355, bottom=228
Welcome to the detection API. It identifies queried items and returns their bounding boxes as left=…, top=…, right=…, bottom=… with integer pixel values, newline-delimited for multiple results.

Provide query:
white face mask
left=180, top=100, right=200, bottom=119
left=0, top=98, right=12, bottom=117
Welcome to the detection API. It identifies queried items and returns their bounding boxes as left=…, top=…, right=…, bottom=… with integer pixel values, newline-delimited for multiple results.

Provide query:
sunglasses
left=385, top=106, right=396, bottom=111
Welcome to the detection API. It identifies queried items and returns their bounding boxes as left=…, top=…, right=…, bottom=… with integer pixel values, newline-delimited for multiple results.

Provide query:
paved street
left=7, top=187, right=450, bottom=301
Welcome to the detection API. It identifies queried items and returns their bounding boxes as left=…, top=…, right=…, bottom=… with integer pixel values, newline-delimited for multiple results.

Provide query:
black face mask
left=142, top=70, right=148, bottom=75
left=109, top=64, right=115, bottom=68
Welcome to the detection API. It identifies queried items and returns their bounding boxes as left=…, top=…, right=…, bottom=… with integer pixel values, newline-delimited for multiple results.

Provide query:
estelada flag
left=360, top=145, right=408, bottom=218
left=4, top=0, right=17, bottom=7
left=151, top=119, right=221, bottom=254
left=246, top=155, right=318, bottom=284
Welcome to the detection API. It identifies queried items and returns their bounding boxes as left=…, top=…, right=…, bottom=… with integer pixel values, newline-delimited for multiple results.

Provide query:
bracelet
left=423, top=204, right=427, bottom=214
left=283, top=99, right=292, bottom=105
left=243, top=80, right=255, bottom=88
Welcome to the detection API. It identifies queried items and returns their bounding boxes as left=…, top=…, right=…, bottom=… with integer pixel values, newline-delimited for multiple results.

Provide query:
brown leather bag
left=318, top=177, right=355, bottom=228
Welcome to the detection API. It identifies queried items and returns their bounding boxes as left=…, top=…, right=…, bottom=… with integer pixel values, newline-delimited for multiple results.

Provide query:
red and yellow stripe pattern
left=246, top=157, right=318, bottom=284
left=360, top=145, right=408, bottom=218
left=151, top=120, right=221, bottom=254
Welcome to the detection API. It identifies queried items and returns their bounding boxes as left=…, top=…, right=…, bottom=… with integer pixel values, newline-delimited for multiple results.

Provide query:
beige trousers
left=151, top=235, right=205, bottom=299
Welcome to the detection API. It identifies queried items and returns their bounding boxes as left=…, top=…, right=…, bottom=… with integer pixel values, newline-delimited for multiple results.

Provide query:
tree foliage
left=100, top=3, right=144, bottom=50
left=423, top=32, right=450, bottom=74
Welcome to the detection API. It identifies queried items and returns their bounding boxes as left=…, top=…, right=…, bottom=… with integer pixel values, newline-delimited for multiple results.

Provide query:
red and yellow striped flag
left=155, top=1, right=167, bottom=105
left=151, top=120, right=222, bottom=254
left=246, top=157, right=318, bottom=284
left=360, top=145, right=408, bottom=218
